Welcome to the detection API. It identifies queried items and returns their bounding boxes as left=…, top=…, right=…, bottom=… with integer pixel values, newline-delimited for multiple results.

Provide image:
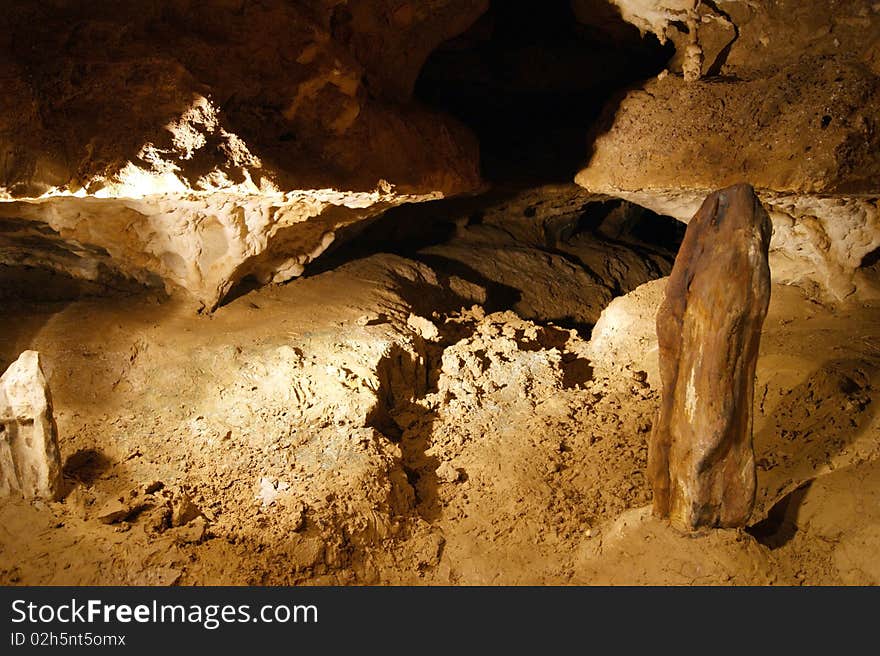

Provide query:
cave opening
left=299, top=1, right=682, bottom=332
left=414, top=0, right=674, bottom=185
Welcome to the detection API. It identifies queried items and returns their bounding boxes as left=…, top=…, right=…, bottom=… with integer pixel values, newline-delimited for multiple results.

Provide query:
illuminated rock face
left=576, top=1, right=880, bottom=299
left=0, top=186, right=441, bottom=310
left=0, top=1, right=485, bottom=198
left=0, top=0, right=485, bottom=307
left=648, top=184, right=771, bottom=530
left=0, top=351, right=63, bottom=501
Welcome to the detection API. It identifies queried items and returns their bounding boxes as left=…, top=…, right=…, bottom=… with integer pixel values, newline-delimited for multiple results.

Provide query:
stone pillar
left=0, top=351, right=63, bottom=500
left=648, top=183, right=772, bottom=530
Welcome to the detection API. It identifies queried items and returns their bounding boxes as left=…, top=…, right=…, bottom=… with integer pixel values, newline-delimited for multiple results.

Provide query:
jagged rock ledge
left=0, top=185, right=443, bottom=310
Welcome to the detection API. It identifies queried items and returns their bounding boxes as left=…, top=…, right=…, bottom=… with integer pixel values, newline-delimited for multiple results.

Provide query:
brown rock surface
left=603, top=1, right=880, bottom=80
left=0, top=0, right=484, bottom=198
left=576, top=2, right=880, bottom=300
left=0, top=0, right=485, bottom=308
left=0, top=351, right=63, bottom=500
left=577, top=58, right=880, bottom=196
left=648, top=184, right=772, bottom=530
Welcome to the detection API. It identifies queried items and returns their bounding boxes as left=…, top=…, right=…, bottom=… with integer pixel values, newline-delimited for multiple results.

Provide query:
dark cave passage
left=415, top=0, right=673, bottom=184
left=305, top=187, right=685, bottom=334
left=293, top=1, right=680, bottom=325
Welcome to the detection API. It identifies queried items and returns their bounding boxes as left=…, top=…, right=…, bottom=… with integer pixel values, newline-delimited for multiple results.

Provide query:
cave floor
left=1, top=251, right=879, bottom=586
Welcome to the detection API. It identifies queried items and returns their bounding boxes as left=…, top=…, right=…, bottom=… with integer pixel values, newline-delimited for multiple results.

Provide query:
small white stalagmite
left=0, top=351, right=63, bottom=500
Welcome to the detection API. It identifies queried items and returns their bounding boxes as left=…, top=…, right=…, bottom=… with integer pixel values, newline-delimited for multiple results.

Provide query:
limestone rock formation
left=593, top=0, right=736, bottom=80
left=0, top=0, right=486, bottom=198
left=588, top=277, right=667, bottom=388
left=0, top=186, right=443, bottom=310
left=0, top=0, right=485, bottom=308
left=648, top=184, right=772, bottom=530
left=0, top=351, right=63, bottom=501
left=577, top=1, right=880, bottom=300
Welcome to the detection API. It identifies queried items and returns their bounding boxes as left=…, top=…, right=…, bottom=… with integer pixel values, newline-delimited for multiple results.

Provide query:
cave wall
left=2, top=0, right=878, bottom=306
left=576, top=0, right=880, bottom=299
left=1, top=0, right=487, bottom=197
left=0, top=0, right=486, bottom=308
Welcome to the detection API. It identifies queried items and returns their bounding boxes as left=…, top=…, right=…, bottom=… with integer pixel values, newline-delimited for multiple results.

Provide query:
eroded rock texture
left=0, top=186, right=442, bottom=309
left=577, top=1, right=880, bottom=300
left=648, top=184, right=771, bottom=530
left=0, top=351, right=63, bottom=501
left=0, top=0, right=485, bottom=307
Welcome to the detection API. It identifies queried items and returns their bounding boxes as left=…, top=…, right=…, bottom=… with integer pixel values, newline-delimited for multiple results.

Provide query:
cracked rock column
left=0, top=351, right=63, bottom=500
left=648, top=183, right=772, bottom=530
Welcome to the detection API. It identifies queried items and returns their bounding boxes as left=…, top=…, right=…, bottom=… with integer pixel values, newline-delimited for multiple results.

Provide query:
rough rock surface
left=604, top=1, right=880, bottom=80
left=577, top=1, right=880, bottom=300
left=649, top=184, right=772, bottom=530
left=0, top=0, right=485, bottom=307
left=588, top=276, right=667, bottom=388
left=328, top=185, right=679, bottom=327
left=0, top=0, right=485, bottom=198
left=0, top=186, right=442, bottom=310
left=1, top=236, right=879, bottom=584
left=0, top=351, right=63, bottom=500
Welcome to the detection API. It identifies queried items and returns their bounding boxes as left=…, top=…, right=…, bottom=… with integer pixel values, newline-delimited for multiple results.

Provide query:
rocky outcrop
left=583, top=0, right=736, bottom=80
left=588, top=276, right=667, bottom=387
left=0, top=0, right=486, bottom=198
left=0, top=0, right=486, bottom=307
left=648, top=184, right=772, bottom=530
left=0, top=185, right=442, bottom=310
left=603, top=1, right=880, bottom=80
left=0, top=351, right=63, bottom=501
left=577, top=1, right=880, bottom=300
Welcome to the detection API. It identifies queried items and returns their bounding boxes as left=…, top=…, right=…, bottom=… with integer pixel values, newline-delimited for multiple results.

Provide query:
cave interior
left=1, top=0, right=879, bottom=586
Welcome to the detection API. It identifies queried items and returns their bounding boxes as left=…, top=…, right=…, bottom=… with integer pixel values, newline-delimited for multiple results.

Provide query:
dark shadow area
left=367, top=338, right=470, bottom=522
left=414, top=253, right=522, bottom=314
left=0, top=264, right=163, bottom=373
left=0, top=264, right=149, bottom=303
left=305, top=188, right=523, bottom=275
left=747, top=481, right=812, bottom=549
left=63, top=448, right=113, bottom=486
left=859, top=245, right=880, bottom=269
left=415, top=0, right=673, bottom=184
left=220, top=274, right=264, bottom=309
left=577, top=199, right=687, bottom=254
left=296, top=188, right=684, bottom=338
left=308, top=191, right=681, bottom=280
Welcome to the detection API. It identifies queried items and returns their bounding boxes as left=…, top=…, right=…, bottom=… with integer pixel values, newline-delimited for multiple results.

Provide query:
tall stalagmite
left=648, top=183, right=772, bottom=530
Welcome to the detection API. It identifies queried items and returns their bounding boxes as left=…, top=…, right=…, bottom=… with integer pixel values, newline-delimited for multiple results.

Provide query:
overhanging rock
left=0, top=186, right=443, bottom=310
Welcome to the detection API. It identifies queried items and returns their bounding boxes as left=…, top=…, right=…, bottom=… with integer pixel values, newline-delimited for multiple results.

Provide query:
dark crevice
left=0, top=264, right=157, bottom=302
left=702, top=0, right=740, bottom=77
left=297, top=191, right=683, bottom=335
left=219, top=274, right=263, bottom=309
left=412, top=252, right=524, bottom=312
left=747, top=482, right=812, bottom=549
left=859, top=245, right=880, bottom=269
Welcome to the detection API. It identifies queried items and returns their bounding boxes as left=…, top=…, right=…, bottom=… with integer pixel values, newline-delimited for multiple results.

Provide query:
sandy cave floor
left=1, top=251, right=879, bottom=586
